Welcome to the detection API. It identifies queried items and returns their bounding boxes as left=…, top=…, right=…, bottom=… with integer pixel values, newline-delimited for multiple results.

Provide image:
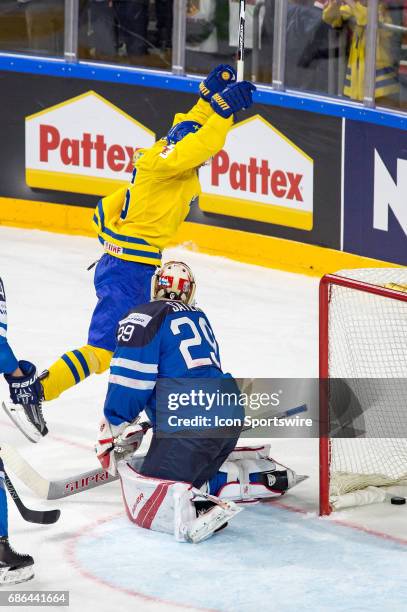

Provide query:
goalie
left=4, top=65, right=256, bottom=443
left=95, top=261, right=300, bottom=543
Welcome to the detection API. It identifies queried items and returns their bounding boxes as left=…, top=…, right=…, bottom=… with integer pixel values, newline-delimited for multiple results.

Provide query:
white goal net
left=321, top=268, right=407, bottom=511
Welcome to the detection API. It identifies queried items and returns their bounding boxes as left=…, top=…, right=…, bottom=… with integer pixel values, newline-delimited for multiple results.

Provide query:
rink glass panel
left=0, top=0, right=65, bottom=57
left=77, top=0, right=173, bottom=70
left=0, top=1, right=406, bottom=114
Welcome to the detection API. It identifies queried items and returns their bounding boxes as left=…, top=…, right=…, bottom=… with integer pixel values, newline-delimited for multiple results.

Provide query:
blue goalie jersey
left=104, top=299, right=227, bottom=427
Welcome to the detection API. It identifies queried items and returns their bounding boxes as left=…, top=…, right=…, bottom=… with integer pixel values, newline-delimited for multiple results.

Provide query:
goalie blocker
left=118, top=445, right=302, bottom=543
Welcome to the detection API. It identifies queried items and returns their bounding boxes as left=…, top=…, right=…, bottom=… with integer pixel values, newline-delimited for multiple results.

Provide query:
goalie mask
left=151, top=261, right=196, bottom=305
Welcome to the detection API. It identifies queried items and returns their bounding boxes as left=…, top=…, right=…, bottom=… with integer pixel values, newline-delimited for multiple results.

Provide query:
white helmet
left=151, top=261, right=196, bottom=305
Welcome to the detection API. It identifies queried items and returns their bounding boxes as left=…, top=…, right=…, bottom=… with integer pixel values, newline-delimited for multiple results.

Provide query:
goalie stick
left=4, top=470, right=60, bottom=524
left=0, top=442, right=121, bottom=500
left=0, top=404, right=308, bottom=500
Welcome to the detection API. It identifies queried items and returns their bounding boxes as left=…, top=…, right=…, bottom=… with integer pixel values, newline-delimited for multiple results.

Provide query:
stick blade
left=0, top=442, right=50, bottom=499
left=21, top=507, right=61, bottom=525
left=35, top=508, right=61, bottom=525
left=47, top=469, right=119, bottom=500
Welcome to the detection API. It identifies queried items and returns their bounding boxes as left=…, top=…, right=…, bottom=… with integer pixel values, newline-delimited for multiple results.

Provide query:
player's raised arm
left=147, top=80, right=256, bottom=177
left=171, top=64, right=237, bottom=127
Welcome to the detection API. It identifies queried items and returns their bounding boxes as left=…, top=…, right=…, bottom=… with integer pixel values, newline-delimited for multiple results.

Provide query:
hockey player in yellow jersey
left=3, top=66, right=256, bottom=441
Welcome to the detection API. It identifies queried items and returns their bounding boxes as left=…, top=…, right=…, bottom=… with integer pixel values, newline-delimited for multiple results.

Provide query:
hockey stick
left=4, top=470, right=60, bottom=524
left=0, top=442, right=120, bottom=500
left=0, top=405, right=308, bottom=500
left=237, top=0, right=246, bottom=81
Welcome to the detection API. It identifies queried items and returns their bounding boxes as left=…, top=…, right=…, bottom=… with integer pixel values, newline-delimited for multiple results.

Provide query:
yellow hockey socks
left=41, top=345, right=113, bottom=401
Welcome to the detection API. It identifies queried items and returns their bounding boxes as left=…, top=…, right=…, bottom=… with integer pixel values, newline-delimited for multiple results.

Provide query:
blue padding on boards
left=0, top=53, right=406, bottom=131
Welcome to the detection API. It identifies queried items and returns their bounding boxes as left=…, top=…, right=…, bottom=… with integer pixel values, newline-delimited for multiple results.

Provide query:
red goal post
left=319, top=271, right=407, bottom=516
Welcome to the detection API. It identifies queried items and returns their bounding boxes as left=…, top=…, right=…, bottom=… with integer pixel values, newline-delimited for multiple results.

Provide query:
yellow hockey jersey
left=93, top=98, right=233, bottom=266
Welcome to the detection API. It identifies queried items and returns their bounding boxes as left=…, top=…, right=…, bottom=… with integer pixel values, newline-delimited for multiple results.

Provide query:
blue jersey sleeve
left=0, top=278, right=18, bottom=375
left=103, top=305, right=166, bottom=426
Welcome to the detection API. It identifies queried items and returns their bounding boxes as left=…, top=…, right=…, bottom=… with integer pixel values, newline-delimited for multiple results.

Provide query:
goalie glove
left=95, top=418, right=149, bottom=476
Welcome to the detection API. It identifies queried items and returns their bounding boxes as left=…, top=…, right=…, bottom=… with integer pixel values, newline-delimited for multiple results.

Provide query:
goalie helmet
left=151, top=261, right=196, bottom=305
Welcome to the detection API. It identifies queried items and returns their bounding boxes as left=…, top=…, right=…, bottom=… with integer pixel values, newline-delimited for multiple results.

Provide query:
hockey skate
left=2, top=400, right=47, bottom=443
left=2, top=371, right=48, bottom=443
left=0, top=538, right=34, bottom=585
left=186, top=498, right=242, bottom=544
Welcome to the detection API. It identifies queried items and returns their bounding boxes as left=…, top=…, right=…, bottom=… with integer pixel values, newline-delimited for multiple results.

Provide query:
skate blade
left=2, top=401, right=41, bottom=443
left=187, top=504, right=243, bottom=544
left=0, top=565, right=34, bottom=585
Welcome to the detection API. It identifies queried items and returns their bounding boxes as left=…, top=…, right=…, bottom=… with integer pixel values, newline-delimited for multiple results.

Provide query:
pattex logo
left=200, top=115, right=314, bottom=230
left=212, top=153, right=304, bottom=201
left=39, top=126, right=135, bottom=172
left=25, top=91, right=155, bottom=196
left=373, top=150, right=407, bottom=237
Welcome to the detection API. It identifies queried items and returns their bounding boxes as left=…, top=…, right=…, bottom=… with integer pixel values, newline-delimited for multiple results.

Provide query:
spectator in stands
left=113, top=0, right=149, bottom=62
left=260, top=0, right=332, bottom=92
left=323, top=0, right=400, bottom=103
left=81, top=0, right=149, bottom=65
left=86, top=0, right=116, bottom=61
left=155, top=0, right=172, bottom=51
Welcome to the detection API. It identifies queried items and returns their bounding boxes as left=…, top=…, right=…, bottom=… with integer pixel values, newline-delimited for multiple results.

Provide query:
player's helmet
left=151, top=261, right=196, bottom=305
left=166, top=121, right=202, bottom=145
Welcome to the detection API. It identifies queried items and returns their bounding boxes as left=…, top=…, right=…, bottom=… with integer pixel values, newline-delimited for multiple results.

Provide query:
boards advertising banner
left=344, top=120, right=407, bottom=266
left=199, top=115, right=314, bottom=231
left=0, top=70, right=342, bottom=250
left=25, top=91, right=155, bottom=196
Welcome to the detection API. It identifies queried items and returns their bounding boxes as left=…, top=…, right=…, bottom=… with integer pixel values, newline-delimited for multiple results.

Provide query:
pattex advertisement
left=200, top=115, right=314, bottom=231
left=344, top=120, right=407, bottom=265
left=0, top=71, right=341, bottom=249
left=25, top=91, right=155, bottom=196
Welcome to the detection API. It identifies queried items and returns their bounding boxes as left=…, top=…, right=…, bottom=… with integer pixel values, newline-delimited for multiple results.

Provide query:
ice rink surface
left=0, top=226, right=406, bottom=611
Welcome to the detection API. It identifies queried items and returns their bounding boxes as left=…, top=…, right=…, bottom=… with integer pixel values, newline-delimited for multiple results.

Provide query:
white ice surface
left=0, top=226, right=406, bottom=612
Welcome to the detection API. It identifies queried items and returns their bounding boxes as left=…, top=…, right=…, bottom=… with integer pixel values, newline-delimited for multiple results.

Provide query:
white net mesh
left=327, top=268, right=407, bottom=505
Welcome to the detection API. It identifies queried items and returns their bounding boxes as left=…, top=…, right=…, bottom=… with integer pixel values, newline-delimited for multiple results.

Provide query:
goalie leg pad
left=118, top=461, right=241, bottom=543
left=209, top=445, right=297, bottom=502
left=118, top=461, right=194, bottom=541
